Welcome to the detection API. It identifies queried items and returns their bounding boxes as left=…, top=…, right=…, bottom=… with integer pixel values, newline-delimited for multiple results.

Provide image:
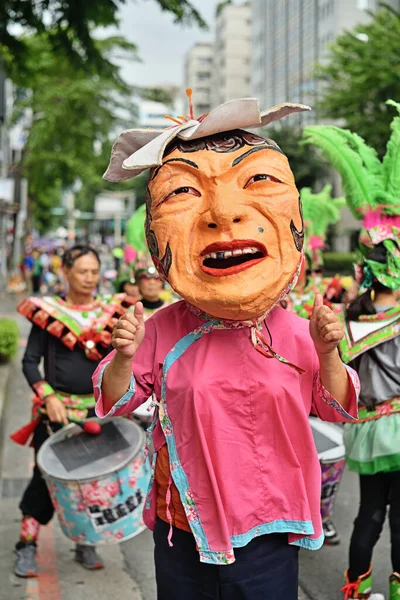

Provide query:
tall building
left=183, top=42, right=214, bottom=117
left=252, top=0, right=400, bottom=124
left=212, top=2, right=252, bottom=107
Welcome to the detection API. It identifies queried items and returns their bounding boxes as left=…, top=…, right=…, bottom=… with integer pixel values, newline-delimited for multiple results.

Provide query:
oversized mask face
left=146, top=130, right=304, bottom=320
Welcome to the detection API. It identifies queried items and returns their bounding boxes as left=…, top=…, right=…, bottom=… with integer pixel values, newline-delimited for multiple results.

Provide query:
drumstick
left=68, top=418, right=102, bottom=435
left=39, top=409, right=102, bottom=435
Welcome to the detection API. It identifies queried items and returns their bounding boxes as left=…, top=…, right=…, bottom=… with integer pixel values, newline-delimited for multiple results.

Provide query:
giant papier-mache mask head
left=105, top=95, right=311, bottom=320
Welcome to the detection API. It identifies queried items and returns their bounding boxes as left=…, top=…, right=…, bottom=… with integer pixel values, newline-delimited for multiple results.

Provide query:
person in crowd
left=303, top=100, right=400, bottom=600
left=11, top=245, right=133, bottom=578
left=339, top=245, right=400, bottom=600
left=118, top=277, right=141, bottom=301
left=31, top=250, right=43, bottom=294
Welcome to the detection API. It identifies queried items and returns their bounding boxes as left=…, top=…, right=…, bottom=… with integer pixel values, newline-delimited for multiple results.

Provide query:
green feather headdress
left=303, top=100, right=400, bottom=289
left=300, top=184, right=345, bottom=267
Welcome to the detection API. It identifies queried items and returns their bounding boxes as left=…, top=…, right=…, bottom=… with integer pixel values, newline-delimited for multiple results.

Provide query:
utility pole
left=66, top=190, right=75, bottom=242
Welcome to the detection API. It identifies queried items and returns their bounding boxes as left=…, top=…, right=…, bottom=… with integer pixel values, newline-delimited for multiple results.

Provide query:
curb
left=0, top=360, right=12, bottom=424
left=0, top=360, right=13, bottom=481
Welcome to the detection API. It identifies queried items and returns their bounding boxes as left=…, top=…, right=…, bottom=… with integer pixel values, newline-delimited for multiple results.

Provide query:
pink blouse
left=94, top=301, right=359, bottom=564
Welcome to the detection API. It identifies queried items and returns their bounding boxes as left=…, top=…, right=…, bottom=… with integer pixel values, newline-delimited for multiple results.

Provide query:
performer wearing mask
left=94, top=95, right=359, bottom=599
left=12, top=245, right=132, bottom=578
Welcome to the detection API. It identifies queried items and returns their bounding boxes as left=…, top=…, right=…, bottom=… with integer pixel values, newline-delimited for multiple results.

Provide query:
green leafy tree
left=4, top=33, right=137, bottom=232
left=263, top=125, right=330, bottom=189
left=315, top=5, right=400, bottom=158
left=0, top=0, right=206, bottom=75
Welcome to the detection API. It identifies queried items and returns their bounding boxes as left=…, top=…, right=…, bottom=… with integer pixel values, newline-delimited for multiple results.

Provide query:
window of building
left=197, top=72, right=211, bottom=81
left=198, top=57, right=212, bottom=65
left=357, top=0, right=371, bottom=9
left=197, top=104, right=210, bottom=114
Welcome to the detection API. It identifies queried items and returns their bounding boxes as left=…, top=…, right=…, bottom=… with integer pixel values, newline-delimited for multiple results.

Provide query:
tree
left=315, top=5, right=400, bottom=159
left=263, top=125, right=330, bottom=190
left=0, top=0, right=206, bottom=75
left=4, top=33, right=138, bottom=232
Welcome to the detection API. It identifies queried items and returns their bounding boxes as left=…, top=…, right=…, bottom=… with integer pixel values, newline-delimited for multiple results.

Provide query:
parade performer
left=285, top=185, right=346, bottom=545
left=304, top=100, right=400, bottom=600
left=94, top=95, right=359, bottom=599
left=12, top=245, right=133, bottom=578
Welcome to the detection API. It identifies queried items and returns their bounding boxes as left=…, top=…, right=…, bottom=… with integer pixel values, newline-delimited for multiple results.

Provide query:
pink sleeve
left=93, top=319, right=158, bottom=418
left=311, top=362, right=359, bottom=423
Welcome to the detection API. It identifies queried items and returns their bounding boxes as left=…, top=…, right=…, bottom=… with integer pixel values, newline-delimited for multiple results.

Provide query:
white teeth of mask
left=203, top=247, right=259, bottom=260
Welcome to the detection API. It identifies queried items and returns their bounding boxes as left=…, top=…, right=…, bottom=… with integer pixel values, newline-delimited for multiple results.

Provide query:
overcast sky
left=116, top=0, right=219, bottom=88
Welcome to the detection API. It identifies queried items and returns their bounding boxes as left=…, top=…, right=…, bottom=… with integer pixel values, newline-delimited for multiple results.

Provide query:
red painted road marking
left=25, top=578, right=40, bottom=600
left=37, top=521, right=62, bottom=600
left=25, top=521, right=62, bottom=600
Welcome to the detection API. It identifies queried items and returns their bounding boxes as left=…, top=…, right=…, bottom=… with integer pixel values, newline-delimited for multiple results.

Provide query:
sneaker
left=341, top=567, right=385, bottom=599
left=323, top=518, right=341, bottom=545
left=75, top=544, right=104, bottom=570
left=14, top=542, right=38, bottom=578
left=390, top=572, right=400, bottom=600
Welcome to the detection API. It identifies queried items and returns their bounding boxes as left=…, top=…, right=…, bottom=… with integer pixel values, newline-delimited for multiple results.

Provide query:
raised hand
left=309, top=294, right=344, bottom=356
left=112, top=301, right=145, bottom=359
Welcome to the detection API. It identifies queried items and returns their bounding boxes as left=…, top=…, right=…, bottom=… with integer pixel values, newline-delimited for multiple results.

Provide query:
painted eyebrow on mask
left=150, top=157, right=199, bottom=181
left=231, top=144, right=283, bottom=167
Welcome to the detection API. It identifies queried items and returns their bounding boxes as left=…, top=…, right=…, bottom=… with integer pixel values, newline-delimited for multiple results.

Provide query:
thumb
left=312, top=293, right=323, bottom=318
left=134, top=301, right=144, bottom=325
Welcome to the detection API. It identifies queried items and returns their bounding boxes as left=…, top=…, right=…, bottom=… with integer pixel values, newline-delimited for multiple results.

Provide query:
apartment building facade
left=183, top=42, right=214, bottom=117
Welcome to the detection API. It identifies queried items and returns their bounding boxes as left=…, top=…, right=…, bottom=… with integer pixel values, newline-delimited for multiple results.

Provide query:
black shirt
left=142, top=298, right=164, bottom=310
left=22, top=324, right=110, bottom=395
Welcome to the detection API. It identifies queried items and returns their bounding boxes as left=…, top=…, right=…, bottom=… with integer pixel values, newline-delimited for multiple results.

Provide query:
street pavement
left=0, top=292, right=392, bottom=600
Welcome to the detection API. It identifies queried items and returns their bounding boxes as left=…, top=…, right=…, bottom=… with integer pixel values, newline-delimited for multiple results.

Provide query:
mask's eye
left=244, top=174, right=282, bottom=188
left=164, top=186, right=201, bottom=202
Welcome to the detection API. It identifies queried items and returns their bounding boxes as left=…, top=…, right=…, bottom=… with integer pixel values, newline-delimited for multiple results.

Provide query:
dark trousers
left=349, top=471, right=400, bottom=580
left=154, top=518, right=299, bottom=600
left=19, top=420, right=62, bottom=524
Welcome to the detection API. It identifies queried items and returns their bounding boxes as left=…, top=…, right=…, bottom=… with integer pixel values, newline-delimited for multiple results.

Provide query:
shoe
left=323, top=518, right=341, bottom=545
left=341, top=566, right=385, bottom=599
left=390, top=572, right=400, bottom=600
left=14, top=542, right=38, bottom=578
left=75, top=544, right=104, bottom=570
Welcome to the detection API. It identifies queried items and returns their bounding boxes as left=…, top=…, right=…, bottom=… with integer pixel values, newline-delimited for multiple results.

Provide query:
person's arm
left=310, top=294, right=359, bottom=421
left=101, top=352, right=137, bottom=415
left=94, top=302, right=151, bottom=417
left=22, top=325, right=68, bottom=424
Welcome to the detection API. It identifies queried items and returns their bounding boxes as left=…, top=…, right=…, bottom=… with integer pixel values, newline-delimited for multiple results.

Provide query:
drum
left=37, top=418, right=151, bottom=545
left=309, top=418, right=346, bottom=522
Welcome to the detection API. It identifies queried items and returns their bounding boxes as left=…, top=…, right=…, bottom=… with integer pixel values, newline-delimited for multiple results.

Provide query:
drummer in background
left=11, top=245, right=132, bottom=578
